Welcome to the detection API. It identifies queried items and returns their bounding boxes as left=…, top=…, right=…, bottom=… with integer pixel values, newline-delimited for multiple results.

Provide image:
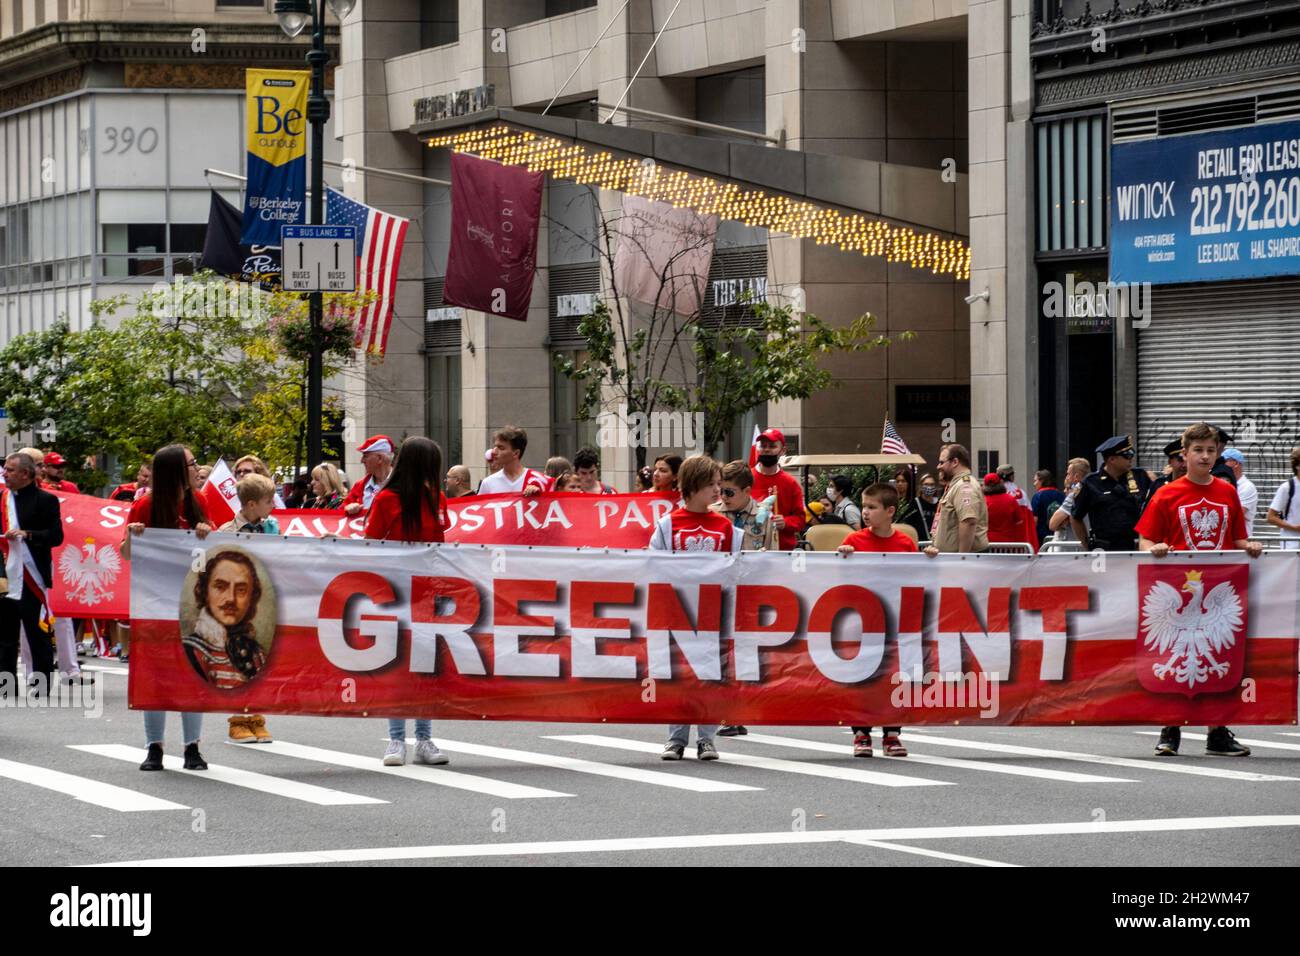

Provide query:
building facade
left=1029, top=0, right=1300, bottom=511
left=339, top=0, right=986, bottom=488
left=0, top=0, right=338, bottom=455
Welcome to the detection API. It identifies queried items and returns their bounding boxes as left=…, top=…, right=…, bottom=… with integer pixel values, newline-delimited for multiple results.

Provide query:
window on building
left=100, top=223, right=167, bottom=278
left=426, top=353, right=463, bottom=469
left=696, top=66, right=766, bottom=137
left=1035, top=113, right=1107, bottom=253
left=546, top=0, right=597, bottom=15
left=421, top=0, right=459, bottom=47
left=551, top=349, right=597, bottom=464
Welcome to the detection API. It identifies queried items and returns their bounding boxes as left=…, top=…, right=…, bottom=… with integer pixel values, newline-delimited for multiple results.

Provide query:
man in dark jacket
left=1, top=452, right=64, bottom=696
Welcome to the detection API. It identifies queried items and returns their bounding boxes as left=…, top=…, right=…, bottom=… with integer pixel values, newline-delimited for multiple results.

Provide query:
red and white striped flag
left=326, top=188, right=410, bottom=356
left=881, top=416, right=911, bottom=456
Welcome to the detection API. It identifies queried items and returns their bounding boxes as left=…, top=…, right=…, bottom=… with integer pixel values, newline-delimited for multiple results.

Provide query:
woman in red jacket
left=364, top=437, right=452, bottom=767
left=982, top=472, right=1037, bottom=548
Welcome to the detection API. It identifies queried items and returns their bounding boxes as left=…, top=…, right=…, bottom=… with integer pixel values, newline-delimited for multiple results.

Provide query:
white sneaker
left=414, top=740, right=449, bottom=765
left=382, top=740, right=407, bottom=766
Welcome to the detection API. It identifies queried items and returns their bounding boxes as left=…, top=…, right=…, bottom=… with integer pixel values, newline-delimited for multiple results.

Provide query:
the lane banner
left=127, top=531, right=1299, bottom=725
left=48, top=492, right=677, bottom=619
left=242, top=69, right=309, bottom=246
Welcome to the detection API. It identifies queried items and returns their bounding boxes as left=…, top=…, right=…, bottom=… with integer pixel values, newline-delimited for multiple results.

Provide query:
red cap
left=983, top=472, right=1000, bottom=484
left=758, top=428, right=785, bottom=445
left=43, top=452, right=66, bottom=467
left=357, top=434, right=394, bottom=455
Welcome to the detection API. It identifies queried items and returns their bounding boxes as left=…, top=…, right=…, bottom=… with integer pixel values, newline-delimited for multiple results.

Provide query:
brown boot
left=228, top=715, right=257, bottom=743
left=248, top=715, right=273, bottom=743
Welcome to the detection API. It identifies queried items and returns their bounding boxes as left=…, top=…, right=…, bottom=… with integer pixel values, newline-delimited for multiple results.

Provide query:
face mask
left=922, top=487, right=937, bottom=499
left=757, top=454, right=780, bottom=467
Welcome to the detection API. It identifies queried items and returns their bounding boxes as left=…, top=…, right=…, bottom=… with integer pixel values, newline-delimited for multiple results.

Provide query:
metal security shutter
left=548, top=261, right=600, bottom=347
left=1136, top=279, right=1300, bottom=522
left=423, top=277, right=461, bottom=352
left=699, top=245, right=767, bottom=330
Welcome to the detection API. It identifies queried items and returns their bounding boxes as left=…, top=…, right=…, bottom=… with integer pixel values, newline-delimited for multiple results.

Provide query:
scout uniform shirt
left=931, top=470, right=989, bottom=553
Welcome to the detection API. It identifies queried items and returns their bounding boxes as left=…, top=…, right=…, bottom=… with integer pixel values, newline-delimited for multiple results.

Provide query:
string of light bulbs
left=424, top=124, right=971, bottom=279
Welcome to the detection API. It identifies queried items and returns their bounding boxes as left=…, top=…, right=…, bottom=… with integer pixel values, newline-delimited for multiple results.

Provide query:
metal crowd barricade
left=981, top=542, right=1035, bottom=555
left=1037, top=539, right=1084, bottom=554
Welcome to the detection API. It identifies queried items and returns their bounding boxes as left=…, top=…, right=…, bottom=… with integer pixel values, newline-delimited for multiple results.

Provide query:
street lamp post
left=274, top=0, right=354, bottom=469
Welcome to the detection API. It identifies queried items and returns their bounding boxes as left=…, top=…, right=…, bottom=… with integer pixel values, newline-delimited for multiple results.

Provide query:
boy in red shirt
left=1137, top=421, right=1262, bottom=758
left=837, top=482, right=916, bottom=757
left=650, top=455, right=741, bottom=761
left=750, top=428, right=806, bottom=550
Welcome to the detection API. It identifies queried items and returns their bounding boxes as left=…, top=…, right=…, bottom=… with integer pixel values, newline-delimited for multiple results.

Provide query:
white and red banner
left=126, top=531, right=1299, bottom=725
left=47, top=492, right=678, bottom=620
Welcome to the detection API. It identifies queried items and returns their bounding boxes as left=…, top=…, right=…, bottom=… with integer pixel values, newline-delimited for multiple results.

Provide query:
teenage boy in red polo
left=749, top=428, right=805, bottom=550
left=1137, top=421, right=1262, bottom=758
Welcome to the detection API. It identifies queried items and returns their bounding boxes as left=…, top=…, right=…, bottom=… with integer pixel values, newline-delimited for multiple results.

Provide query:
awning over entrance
left=411, top=108, right=970, bottom=280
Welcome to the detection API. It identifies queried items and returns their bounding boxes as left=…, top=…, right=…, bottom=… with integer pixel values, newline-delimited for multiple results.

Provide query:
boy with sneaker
left=1137, top=422, right=1262, bottom=758
left=650, top=455, right=743, bottom=761
left=218, top=473, right=280, bottom=744
left=837, top=482, right=916, bottom=758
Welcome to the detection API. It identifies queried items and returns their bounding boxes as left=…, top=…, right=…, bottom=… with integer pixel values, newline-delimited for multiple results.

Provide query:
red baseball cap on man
left=357, top=434, right=394, bottom=456
left=43, top=452, right=67, bottom=467
left=758, top=428, right=785, bottom=446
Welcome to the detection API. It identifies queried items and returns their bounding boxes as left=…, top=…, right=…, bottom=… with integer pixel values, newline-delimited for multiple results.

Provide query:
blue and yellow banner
left=241, top=68, right=309, bottom=246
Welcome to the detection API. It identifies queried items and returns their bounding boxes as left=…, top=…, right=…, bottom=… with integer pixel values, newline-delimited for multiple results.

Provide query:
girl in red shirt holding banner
left=123, top=445, right=214, bottom=772
left=1137, top=422, right=1262, bottom=758
left=364, top=436, right=452, bottom=768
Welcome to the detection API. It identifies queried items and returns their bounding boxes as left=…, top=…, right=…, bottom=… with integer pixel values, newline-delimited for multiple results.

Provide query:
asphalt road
left=2, top=658, right=1298, bottom=868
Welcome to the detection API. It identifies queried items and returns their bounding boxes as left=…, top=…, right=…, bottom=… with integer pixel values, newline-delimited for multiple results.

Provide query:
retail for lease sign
left=1110, top=118, right=1300, bottom=284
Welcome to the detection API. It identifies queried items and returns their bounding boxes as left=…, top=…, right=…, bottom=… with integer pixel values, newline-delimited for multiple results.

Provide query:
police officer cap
left=1209, top=424, right=1233, bottom=444
left=1096, top=435, right=1135, bottom=458
left=1161, top=437, right=1183, bottom=458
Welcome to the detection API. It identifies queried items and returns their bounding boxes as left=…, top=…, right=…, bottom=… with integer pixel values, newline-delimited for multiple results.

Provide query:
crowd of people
left=3, top=416, right=1296, bottom=775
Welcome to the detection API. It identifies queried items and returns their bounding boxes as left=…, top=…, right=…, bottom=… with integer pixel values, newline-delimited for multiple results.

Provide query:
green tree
left=0, top=271, right=370, bottom=490
left=684, top=298, right=908, bottom=456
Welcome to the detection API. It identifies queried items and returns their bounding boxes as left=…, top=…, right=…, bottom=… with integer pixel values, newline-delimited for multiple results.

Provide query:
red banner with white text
left=48, top=492, right=676, bottom=620
left=126, top=530, right=1299, bottom=725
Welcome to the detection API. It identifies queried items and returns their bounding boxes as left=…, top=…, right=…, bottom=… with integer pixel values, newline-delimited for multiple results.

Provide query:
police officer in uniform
left=1145, top=437, right=1186, bottom=502
left=1070, top=435, right=1153, bottom=551
left=1209, top=425, right=1238, bottom=486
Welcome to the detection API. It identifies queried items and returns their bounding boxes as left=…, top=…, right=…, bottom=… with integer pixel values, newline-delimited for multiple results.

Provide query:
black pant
left=0, top=592, right=54, bottom=694
left=852, top=726, right=902, bottom=735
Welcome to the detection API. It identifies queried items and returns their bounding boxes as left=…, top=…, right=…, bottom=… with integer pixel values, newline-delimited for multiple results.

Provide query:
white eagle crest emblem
left=1177, top=497, right=1230, bottom=550
left=58, top=538, right=122, bottom=606
left=1140, top=570, right=1242, bottom=689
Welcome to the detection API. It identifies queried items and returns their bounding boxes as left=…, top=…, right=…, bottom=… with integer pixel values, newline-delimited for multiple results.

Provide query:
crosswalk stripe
left=411, top=738, right=761, bottom=793
left=0, top=756, right=188, bottom=812
left=70, top=745, right=388, bottom=806
left=238, top=740, right=572, bottom=800
left=85, top=815, right=1300, bottom=867
left=734, top=733, right=1137, bottom=783
left=900, top=733, right=1300, bottom=782
left=79, top=664, right=127, bottom=675
left=1279, top=733, right=1300, bottom=738
left=546, top=734, right=952, bottom=787
left=1136, top=731, right=1300, bottom=753
left=840, top=837, right=1019, bottom=867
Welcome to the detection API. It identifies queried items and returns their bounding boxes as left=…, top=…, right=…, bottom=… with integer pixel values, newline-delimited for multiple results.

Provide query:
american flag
left=881, top=416, right=911, bottom=456
left=326, top=188, right=409, bottom=355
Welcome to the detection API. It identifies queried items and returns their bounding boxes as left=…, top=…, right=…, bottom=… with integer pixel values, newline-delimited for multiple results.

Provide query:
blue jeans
left=143, top=711, right=203, bottom=747
left=388, top=719, right=431, bottom=742
left=667, top=724, right=718, bottom=746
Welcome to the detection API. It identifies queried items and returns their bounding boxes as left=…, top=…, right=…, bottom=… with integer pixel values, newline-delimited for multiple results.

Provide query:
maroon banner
left=442, top=151, right=544, bottom=321
left=49, top=491, right=676, bottom=619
